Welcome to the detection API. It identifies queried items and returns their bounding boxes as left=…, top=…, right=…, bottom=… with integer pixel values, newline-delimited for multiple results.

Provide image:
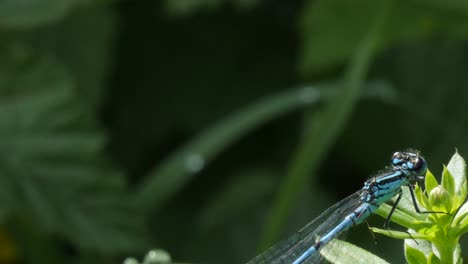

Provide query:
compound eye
left=411, top=157, right=427, bottom=175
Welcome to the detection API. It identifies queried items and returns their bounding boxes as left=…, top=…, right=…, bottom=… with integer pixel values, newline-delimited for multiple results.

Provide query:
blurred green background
left=1, top=0, right=468, bottom=263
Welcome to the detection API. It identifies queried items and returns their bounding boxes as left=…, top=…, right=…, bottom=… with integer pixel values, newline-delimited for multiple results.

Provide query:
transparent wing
left=247, top=191, right=364, bottom=264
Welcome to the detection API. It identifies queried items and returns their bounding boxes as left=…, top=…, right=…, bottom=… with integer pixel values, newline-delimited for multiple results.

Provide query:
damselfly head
left=391, top=151, right=427, bottom=177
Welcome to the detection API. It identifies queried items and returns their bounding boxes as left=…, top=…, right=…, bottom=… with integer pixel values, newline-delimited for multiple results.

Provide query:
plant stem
left=435, top=238, right=458, bottom=264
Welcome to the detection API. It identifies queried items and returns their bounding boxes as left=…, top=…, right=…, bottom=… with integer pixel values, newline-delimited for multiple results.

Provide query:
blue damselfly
left=247, top=150, right=427, bottom=264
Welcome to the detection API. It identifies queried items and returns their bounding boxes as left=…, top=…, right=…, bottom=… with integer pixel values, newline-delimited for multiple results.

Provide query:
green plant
left=369, top=151, right=467, bottom=264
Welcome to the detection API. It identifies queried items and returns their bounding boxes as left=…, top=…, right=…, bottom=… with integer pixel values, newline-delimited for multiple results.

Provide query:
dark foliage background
left=1, top=0, right=468, bottom=263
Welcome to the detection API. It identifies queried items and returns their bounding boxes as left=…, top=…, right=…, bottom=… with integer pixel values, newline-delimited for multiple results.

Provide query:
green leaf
left=441, top=165, right=456, bottom=198
left=425, top=169, right=439, bottom=194
left=452, top=200, right=468, bottom=235
left=371, top=228, right=427, bottom=240
left=416, top=183, right=431, bottom=210
left=0, top=0, right=81, bottom=29
left=428, top=253, right=441, bottom=264
left=321, top=239, right=390, bottom=264
left=454, top=244, right=462, bottom=264
left=16, top=5, right=117, bottom=105
left=395, top=186, right=426, bottom=220
left=405, top=236, right=434, bottom=259
left=0, top=45, right=148, bottom=253
left=405, top=245, right=428, bottom=264
left=446, top=151, right=467, bottom=211
left=375, top=203, right=427, bottom=231
left=300, top=0, right=468, bottom=74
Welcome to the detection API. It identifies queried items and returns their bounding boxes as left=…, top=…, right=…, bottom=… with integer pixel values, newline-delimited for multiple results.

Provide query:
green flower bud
left=429, top=186, right=453, bottom=213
